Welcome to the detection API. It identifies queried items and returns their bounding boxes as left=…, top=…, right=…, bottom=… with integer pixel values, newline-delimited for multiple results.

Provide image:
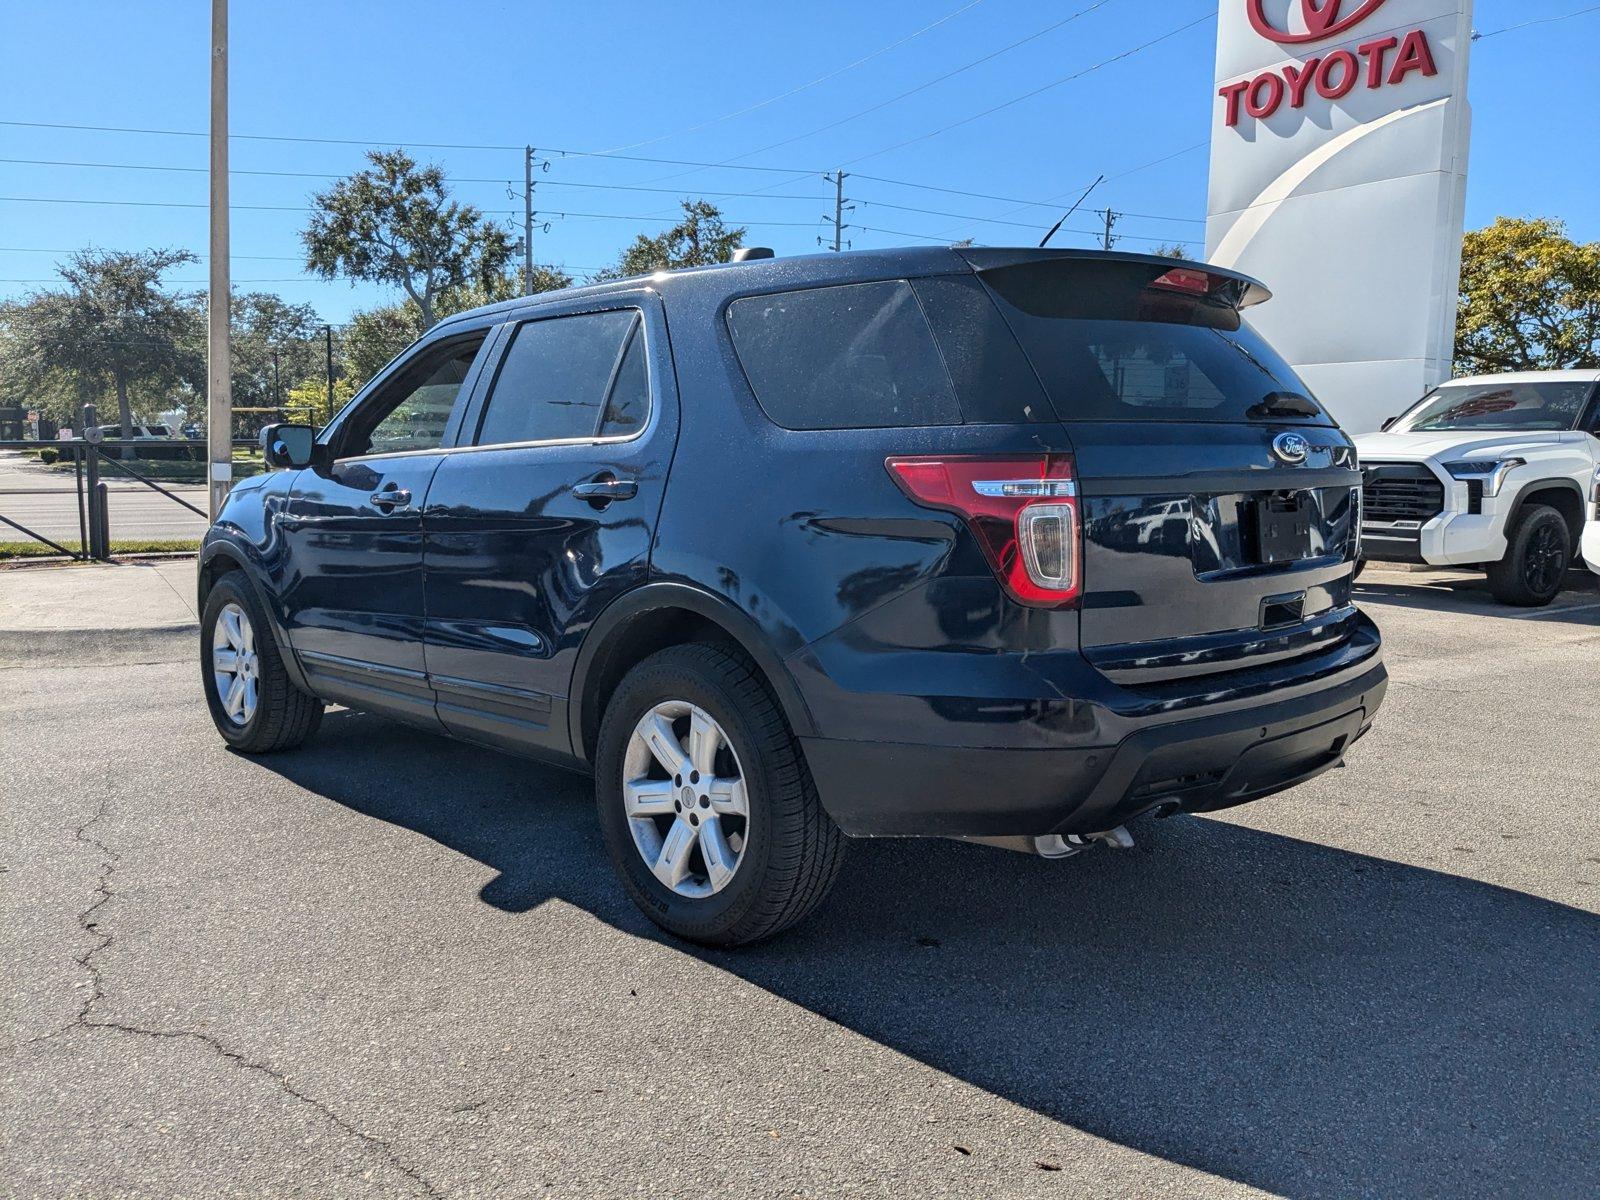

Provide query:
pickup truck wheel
left=201, top=575, right=323, bottom=752
left=1486, top=504, right=1570, bottom=607
left=595, top=643, right=844, bottom=947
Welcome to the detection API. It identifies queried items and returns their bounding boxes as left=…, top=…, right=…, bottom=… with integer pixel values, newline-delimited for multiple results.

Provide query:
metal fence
left=0, top=402, right=259, bottom=561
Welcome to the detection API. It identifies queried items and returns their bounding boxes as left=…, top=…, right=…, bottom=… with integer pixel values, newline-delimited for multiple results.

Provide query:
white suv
left=1353, top=370, right=1600, bottom=606
left=1584, top=464, right=1600, bottom=578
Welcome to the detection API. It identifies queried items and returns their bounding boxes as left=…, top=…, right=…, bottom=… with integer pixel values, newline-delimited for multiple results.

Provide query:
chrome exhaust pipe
left=958, top=825, right=1135, bottom=858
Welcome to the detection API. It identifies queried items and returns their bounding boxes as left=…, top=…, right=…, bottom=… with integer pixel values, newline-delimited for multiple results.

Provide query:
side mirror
left=261, top=422, right=316, bottom=469
left=1380, top=416, right=1398, bottom=431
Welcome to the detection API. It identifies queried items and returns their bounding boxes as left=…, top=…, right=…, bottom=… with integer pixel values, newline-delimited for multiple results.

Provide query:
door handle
left=571, top=475, right=638, bottom=505
left=370, top=486, right=412, bottom=512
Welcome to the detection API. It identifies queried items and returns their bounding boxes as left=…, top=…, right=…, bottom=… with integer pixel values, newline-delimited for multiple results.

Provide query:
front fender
left=200, top=484, right=308, bottom=692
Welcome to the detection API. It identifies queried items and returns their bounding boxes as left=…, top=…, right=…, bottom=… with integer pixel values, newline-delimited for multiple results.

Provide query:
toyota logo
left=1272, top=432, right=1313, bottom=465
left=1247, top=0, right=1390, bottom=44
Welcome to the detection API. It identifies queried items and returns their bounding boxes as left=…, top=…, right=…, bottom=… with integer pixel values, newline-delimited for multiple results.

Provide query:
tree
left=337, top=266, right=571, bottom=393
left=1152, top=242, right=1192, bottom=259
left=0, top=248, right=203, bottom=453
left=303, top=149, right=516, bottom=329
left=1456, top=217, right=1600, bottom=375
left=230, top=292, right=321, bottom=415
left=605, top=200, right=745, bottom=279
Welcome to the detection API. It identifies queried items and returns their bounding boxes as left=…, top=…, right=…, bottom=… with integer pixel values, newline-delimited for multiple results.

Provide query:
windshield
left=978, top=259, right=1331, bottom=425
left=1395, top=381, right=1592, bottom=432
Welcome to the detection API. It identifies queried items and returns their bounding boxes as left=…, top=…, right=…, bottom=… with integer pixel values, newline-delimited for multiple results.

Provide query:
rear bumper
left=796, top=616, right=1387, bottom=837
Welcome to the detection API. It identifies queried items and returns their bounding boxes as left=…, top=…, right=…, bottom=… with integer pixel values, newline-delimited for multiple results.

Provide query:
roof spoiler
left=955, top=247, right=1273, bottom=310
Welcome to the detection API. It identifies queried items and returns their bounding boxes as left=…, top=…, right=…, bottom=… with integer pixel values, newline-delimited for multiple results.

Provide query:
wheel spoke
left=213, top=648, right=240, bottom=673
left=223, top=609, right=243, bottom=650
left=624, top=776, right=676, bottom=818
left=688, top=708, right=720, bottom=775
left=240, top=617, right=254, bottom=654
left=224, top=674, right=246, bottom=718
left=242, top=677, right=258, bottom=721
left=642, top=712, right=691, bottom=778
left=653, top=817, right=697, bottom=887
left=699, top=816, right=737, bottom=890
left=705, top=775, right=747, bottom=817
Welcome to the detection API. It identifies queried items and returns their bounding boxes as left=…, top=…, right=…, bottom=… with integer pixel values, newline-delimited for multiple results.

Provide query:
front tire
left=201, top=574, right=323, bottom=752
left=1486, top=504, right=1570, bottom=607
left=595, top=643, right=844, bottom=947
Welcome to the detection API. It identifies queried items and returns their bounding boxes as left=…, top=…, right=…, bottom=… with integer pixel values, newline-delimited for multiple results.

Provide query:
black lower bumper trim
left=801, top=659, right=1388, bottom=838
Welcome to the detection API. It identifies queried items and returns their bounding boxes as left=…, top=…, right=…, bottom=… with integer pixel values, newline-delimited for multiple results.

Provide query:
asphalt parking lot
left=3, top=564, right=1597, bottom=1198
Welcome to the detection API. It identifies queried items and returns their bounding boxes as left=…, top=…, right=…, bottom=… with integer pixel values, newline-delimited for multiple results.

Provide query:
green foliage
left=0, top=248, right=204, bottom=442
left=603, top=201, right=745, bottom=279
left=230, top=292, right=322, bottom=410
left=1456, top=217, right=1600, bottom=374
left=1152, top=243, right=1192, bottom=259
left=337, top=266, right=572, bottom=393
left=303, top=149, right=516, bottom=329
left=38, top=448, right=58, bottom=464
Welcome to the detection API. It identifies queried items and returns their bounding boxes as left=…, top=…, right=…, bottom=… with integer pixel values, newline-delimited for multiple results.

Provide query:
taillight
left=885, top=454, right=1081, bottom=608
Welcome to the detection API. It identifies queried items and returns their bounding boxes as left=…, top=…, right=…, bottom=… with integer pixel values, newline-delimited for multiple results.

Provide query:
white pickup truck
left=1585, top=464, right=1600, bottom=578
left=1353, top=370, right=1600, bottom=606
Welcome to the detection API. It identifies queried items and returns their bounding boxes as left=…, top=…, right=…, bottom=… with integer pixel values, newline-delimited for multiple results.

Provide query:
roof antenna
left=1039, top=175, right=1105, bottom=248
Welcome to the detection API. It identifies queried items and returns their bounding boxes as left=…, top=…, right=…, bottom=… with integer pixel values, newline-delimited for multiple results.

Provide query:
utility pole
left=523, top=145, right=535, bottom=294
left=324, top=324, right=335, bottom=423
left=206, top=0, right=232, bottom=521
left=1100, top=208, right=1119, bottom=251
left=822, top=170, right=853, bottom=252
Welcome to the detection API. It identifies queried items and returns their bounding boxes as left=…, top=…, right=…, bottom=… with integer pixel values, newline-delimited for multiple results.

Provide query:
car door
left=278, top=326, right=497, bottom=727
left=422, top=293, right=679, bottom=761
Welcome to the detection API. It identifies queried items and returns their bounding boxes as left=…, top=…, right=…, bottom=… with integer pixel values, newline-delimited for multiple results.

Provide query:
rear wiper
left=1247, top=391, right=1322, bottom=420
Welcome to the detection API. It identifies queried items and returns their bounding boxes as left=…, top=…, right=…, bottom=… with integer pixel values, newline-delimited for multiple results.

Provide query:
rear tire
left=595, top=643, right=844, bottom=947
left=201, top=574, right=323, bottom=752
left=1486, top=504, right=1570, bottom=607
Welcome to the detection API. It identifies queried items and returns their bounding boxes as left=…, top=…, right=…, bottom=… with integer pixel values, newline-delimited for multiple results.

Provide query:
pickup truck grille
left=1361, top=464, right=1444, bottom=522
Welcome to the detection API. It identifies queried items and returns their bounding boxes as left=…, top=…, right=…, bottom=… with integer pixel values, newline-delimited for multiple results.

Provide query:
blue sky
left=2, top=0, right=1597, bottom=325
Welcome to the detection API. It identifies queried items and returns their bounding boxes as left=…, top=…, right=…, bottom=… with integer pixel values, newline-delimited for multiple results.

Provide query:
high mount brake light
left=885, top=455, right=1081, bottom=608
left=1150, top=268, right=1211, bottom=296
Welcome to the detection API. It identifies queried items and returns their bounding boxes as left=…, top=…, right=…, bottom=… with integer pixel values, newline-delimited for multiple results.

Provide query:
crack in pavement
left=19, top=778, right=446, bottom=1199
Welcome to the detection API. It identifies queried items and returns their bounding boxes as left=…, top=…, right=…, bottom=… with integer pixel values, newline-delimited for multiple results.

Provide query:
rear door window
left=727, top=280, right=961, bottom=429
left=476, top=310, right=645, bottom=446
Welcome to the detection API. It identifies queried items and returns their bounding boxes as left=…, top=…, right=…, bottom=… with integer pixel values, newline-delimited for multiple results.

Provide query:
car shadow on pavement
left=1355, top=568, right=1600, bottom=623
left=257, top=711, right=1600, bottom=1200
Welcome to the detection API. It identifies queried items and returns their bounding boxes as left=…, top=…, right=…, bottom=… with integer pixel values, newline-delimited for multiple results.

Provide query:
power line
left=689, top=1, right=1115, bottom=165
left=0, top=157, right=831, bottom=201
left=810, top=168, right=1208, bottom=223
left=0, top=246, right=305, bottom=261
left=0, top=119, right=824, bottom=174
left=0, top=194, right=825, bottom=228
left=1473, top=4, right=1600, bottom=40
left=842, top=11, right=1216, bottom=164
left=593, top=0, right=987, bottom=154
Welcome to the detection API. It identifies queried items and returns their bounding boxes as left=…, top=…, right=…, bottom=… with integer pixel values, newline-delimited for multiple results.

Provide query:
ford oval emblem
left=1272, top=431, right=1312, bottom=465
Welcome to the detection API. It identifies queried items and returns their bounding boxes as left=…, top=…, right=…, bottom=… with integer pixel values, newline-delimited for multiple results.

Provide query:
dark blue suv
left=200, top=247, right=1386, bottom=945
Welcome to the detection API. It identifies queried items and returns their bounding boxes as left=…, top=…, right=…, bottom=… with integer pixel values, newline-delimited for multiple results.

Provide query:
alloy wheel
left=212, top=602, right=259, bottom=726
left=622, top=700, right=750, bottom=898
left=1522, top=523, right=1566, bottom=594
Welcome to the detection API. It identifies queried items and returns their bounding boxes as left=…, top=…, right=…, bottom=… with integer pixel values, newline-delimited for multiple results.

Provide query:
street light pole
left=206, top=0, right=232, bottom=521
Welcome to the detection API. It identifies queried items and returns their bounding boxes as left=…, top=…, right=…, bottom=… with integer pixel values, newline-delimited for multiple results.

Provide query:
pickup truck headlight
left=1443, top=457, right=1525, bottom=498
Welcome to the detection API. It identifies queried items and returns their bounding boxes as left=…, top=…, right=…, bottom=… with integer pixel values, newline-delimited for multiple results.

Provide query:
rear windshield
left=978, top=260, right=1332, bottom=425
left=1394, top=381, right=1592, bottom=432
